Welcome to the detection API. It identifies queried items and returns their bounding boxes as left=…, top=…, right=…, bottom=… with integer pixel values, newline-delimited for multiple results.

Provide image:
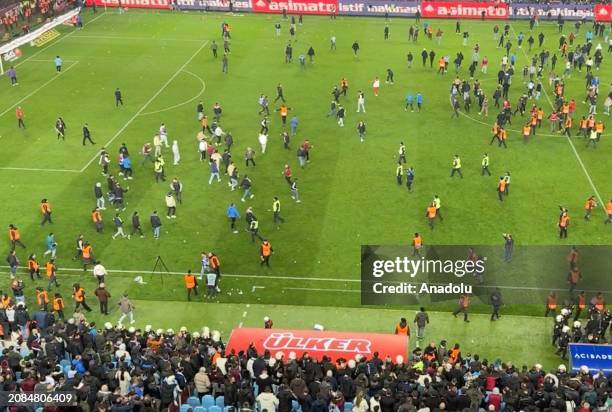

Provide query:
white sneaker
left=250, top=194, right=255, bottom=199
left=130, top=319, right=136, bottom=324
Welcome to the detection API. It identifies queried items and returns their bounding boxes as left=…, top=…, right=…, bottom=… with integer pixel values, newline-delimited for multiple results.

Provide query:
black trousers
left=99, top=301, right=108, bottom=315
left=76, top=299, right=92, bottom=312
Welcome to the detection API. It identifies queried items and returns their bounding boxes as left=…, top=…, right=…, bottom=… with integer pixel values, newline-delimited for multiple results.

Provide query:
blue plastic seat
left=188, top=397, right=201, bottom=408
left=202, top=395, right=215, bottom=410
left=209, top=406, right=222, bottom=412
left=194, top=407, right=207, bottom=412
left=181, top=405, right=193, bottom=412
left=215, top=396, right=225, bottom=408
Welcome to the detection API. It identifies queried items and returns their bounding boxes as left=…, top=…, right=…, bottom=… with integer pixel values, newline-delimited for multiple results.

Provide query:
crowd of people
left=0, top=313, right=610, bottom=412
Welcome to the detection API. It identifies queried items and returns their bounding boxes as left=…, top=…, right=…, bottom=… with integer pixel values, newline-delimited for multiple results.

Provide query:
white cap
left=156, top=328, right=164, bottom=335
left=128, top=327, right=136, bottom=333
left=313, top=324, right=324, bottom=331
left=166, top=328, right=174, bottom=334
left=264, top=316, right=270, bottom=322
left=355, top=354, right=363, bottom=362
left=561, top=308, right=570, bottom=316
left=180, top=326, right=187, bottom=332
left=68, top=318, right=75, bottom=324
left=104, top=322, right=113, bottom=330
left=396, top=355, right=404, bottom=364
left=348, top=359, right=356, bottom=368
left=211, top=330, right=221, bottom=342
left=573, top=321, right=581, bottom=328
left=192, top=332, right=201, bottom=338
left=558, top=364, right=567, bottom=372
left=534, top=364, right=542, bottom=371
left=289, top=351, right=297, bottom=360
left=275, top=351, right=285, bottom=360
left=145, top=325, right=152, bottom=332
left=579, top=365, right=589, bottom=374
left=555, top=315, right=563, bottom=322
left=562, top=325, right=571, bottom=333
left=269, top=358, right=277, bottom=367
left=202, top=327, right=210, bottom=338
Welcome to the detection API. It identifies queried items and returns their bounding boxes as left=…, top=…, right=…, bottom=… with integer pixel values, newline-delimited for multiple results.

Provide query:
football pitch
left=0, top=9, right=610, bottom=367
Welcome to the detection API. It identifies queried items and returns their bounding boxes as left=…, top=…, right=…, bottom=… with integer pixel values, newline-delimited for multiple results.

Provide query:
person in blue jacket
left=227, top=203, right=240, bottom=234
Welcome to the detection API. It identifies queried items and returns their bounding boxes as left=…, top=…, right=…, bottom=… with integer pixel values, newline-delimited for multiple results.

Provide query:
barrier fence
left=88, top=0, right=612, bottom=21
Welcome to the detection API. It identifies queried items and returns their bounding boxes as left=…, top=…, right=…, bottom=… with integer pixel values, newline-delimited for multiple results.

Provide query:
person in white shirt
left=357, top=91, right=366, bottom=113
left=172, top=140, right=180, bottom=165
left=258, top=133, right=268, bottom=154
left=256, top=387, right=279, bottom=412
left=93, top=261, right=107, bottom=285
left=198, top=139, right=208, bottom=161
left=165, top=193, right=177, bottom=219
left=214, top=126, right=225, bottom=145
left=159, top=123, right=170, bottom=147
left=153, top=134, right=162, bottom=157
left=372, top=77, right=380, bottom=96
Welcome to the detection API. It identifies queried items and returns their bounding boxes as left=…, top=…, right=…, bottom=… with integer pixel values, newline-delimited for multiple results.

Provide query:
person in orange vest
left=91, top=208, right=103, bottom=233
left=558, top=208, right=569, bottom=239
left=27, top=254, right=41, bottom=281
left=412, top=232, right=422, bottom=257
left=15, top=106, right=25, bottom=129
left=567, top=266, right=581, bottom=293
left=574, top=291, right=586, bottom=321
left=81, top=242, right=94, bottom=271
left=583, top=195, right=597, bottom=221
left=425, top=202, right=437, bottom=229
left=590, top=292, right=605, bottom=312
left=452, top=294, right=470, bottom=322
left=497, top=176, right=507, bottom=201
left=1, top=292, right=11, bottom=308
left=53, top=292, right=65, bottom=320
left=562, top=115, right=572, bottom=137
left=40, top=198, right=52, bottom=225
left=394, top=317, right=410, bottom=335
left=45, top=259, right=60, bottom=289
left=448, top=343, right=461, bottom=364
left=72, top=283, right=92, bottom=312
left=276, top=104, right=292, bottom=127
left=545, top=291, right=557, bottom=317
left=8, top=224, right=25, bottom=250
left=184, top=270, right=198, bottom=301
left=260, top=240, right=273, bottom=267
left=567, top=246, right=579, bottom=270
left=606, top=199, right=612, bottom=224
left=207, top=252, right=222, bottom=292
left=595, top=120, right=605, bottom=141
left=36, top=287, right=49, bottom=310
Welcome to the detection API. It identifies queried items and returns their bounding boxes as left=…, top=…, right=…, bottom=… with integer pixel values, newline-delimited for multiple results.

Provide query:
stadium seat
left=223, top=407, right=234, bottom=412
left=194, top=407, right=207, bottom=412
left=188, top=397, right=201, bottom=408
left=181, top=405, right=193, bottom=412
left=208, top=406, right=222, bottom=412
left=202, top=395, right=215, bottom=409
left=215, top=396, right=225, bottom=408
left=343, top=402, right=353, bottom=412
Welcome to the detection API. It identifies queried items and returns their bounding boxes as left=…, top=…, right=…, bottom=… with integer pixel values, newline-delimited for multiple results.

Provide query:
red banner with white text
left=88, top=0, right=171, bottom=9
left=225, top=328, right=407, bottom=362
left=594, top=4, right=612, bottom=22
left=421, top=1, right=508, bottom=19
left=252, top=0, right=338, bottom=15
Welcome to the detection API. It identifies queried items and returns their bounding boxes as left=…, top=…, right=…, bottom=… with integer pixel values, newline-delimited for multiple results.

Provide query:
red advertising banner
left=421, top=1, right=508, bottom=19
left=89, top=0, right=171, bottom=9
left=225, top=328, right=407, bottom=362
left=252, top=0, right=338, bottom=15
left=594, top=4, right=612, bottom=22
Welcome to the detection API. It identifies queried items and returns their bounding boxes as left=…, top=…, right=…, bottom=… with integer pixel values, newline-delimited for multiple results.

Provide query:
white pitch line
left=510, top=25, right=606, bottom=212
left=139, top=70, right=206, bottom=116
left=27, top=59, right=78, bottom=63
left=79, top=40, right=209, bottom=173
left=0, top=61, right=79, bottom=118
left=15, top=12, right=107, bottom=69
left=0, top=167, right=81, bottom=172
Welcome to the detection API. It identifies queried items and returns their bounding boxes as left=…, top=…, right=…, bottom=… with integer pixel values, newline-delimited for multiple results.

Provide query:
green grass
left=0, top=10, right=610, bottom=369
